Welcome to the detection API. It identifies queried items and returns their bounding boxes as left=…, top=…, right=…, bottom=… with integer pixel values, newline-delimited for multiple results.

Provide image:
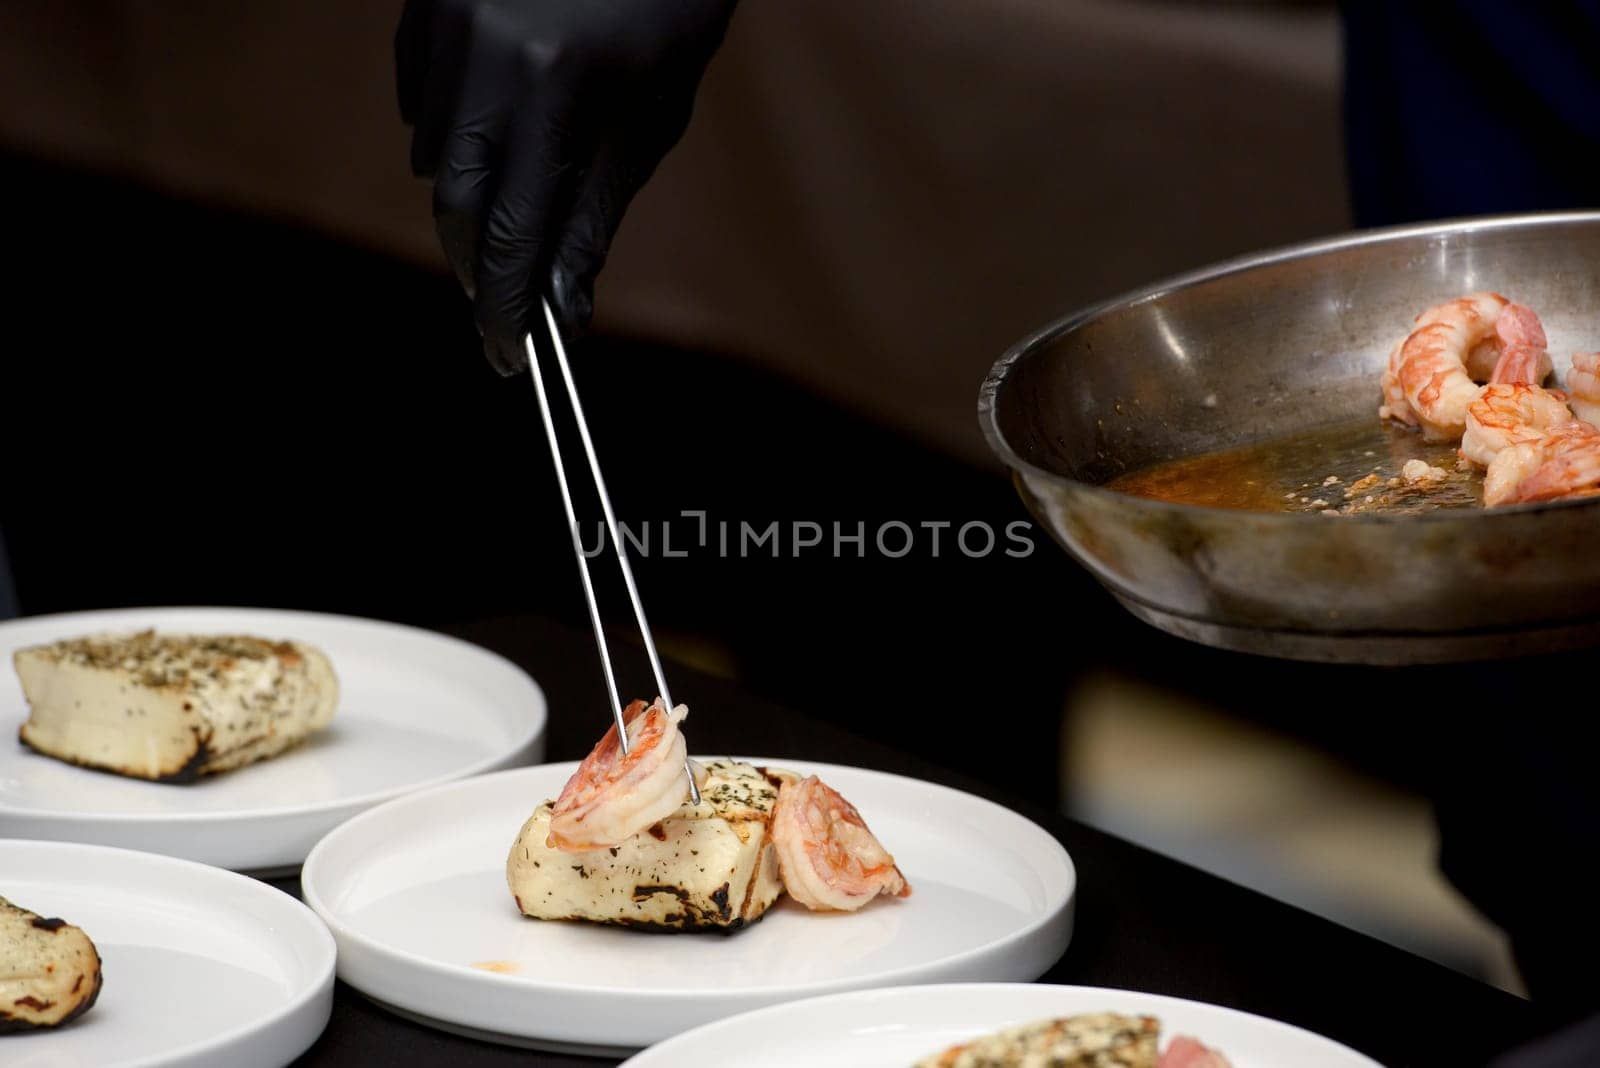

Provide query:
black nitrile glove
left=396, top=0, right=737, bottom=374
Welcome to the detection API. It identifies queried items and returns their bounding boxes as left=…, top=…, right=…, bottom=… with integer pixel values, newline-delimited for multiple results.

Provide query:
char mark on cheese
left=632, top=885, right=690, bottom=902
left=0, top=896, right=104, bottom=1033
left=17, top=728, right=213, bottom=784
left=553, top=913, right=757, bottom=935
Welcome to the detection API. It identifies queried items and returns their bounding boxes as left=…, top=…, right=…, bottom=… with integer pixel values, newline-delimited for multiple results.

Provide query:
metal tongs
left=524, top=299, right=700, bottom=804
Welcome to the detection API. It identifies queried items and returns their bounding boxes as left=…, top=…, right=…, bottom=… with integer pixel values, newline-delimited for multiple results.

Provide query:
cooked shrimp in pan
left=1485, top=441, right=1544, bottom=507
left=1484, top=421, right=1600, bottom=506
left=547, top=698, right=692, bottom=852
left=1488, top=303, right=1554, bottom=385
left=1459, top=383, right=1573, bottom=468
left=1379, top=296, right=1553, bottom=433
left=1505, top=422, right=1600, bottom=504
left=1569, top=352, right=1600, bottom=428
left=771, top=774, right=910, bottom=911
left=1389, top=292, right=1509, bottom=440
left=1377, top=340, right=1418, bottom=427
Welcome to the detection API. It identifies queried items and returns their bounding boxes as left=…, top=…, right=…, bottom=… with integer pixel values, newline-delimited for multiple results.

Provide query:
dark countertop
left=276, top=616, right=1552, bottom=1066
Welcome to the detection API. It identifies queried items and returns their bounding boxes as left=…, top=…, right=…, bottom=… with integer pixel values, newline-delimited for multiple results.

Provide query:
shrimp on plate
left=1381, top=295, right=1553, bottom=437
left=1569, top=352, right=1600, bottom=428
left=1161, top=1036, right=1234, bottom=1068
left=1459, top=383, right=1573, bottom=468
left=547, top=698, right=692, bottom=851
left=771, top=774, right=911, bottom=911
left=1483, top=421, right=1600, bottom=506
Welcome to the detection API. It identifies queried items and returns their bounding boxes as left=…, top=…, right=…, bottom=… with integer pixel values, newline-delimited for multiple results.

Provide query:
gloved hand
left=396, top=0, right=737, bottom=374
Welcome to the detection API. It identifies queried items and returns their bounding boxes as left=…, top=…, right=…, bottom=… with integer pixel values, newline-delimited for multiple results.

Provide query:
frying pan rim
left=978, top=209, right=1600, bottom=525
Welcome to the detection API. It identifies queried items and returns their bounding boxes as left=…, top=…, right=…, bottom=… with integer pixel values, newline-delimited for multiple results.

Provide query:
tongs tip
left=526, top=304, right=700, bottom=806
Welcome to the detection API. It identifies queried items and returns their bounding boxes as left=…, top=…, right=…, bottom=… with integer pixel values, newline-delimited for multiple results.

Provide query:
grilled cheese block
left=0, top=895, right=103, bottom=1033
left=507, top=760, right=788, bottom=932
left=915, top=1013, right=1160, bottom=1068
left=15, top=630, right=338, bottom=782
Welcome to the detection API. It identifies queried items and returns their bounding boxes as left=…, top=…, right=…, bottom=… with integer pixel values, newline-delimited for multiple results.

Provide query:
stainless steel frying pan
left=980, top=213, right=1600, bottom=665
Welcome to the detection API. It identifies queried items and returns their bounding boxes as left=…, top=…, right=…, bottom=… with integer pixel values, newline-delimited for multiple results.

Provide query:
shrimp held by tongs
left=771, top=774, right=911, bottom=911
left=547, top=698, right=692, bottom=852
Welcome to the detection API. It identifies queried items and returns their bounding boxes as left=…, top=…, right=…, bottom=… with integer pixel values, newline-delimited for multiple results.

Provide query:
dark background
left=1, top=153, right=1089, bottom=803
left=1, top=153, right=1442, bottom=812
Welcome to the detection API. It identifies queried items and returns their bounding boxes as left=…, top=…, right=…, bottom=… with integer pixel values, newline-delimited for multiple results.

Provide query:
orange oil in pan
left=1105, top=418, right=1484, bottom=515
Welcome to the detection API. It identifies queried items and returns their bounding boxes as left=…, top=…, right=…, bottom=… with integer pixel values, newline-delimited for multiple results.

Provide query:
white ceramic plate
left=302, top=760, right=1076, bottom=1052
left=0, top=607, right=546, bottom=871
left=0, top=839, right=336, bottom=1068
left=621, top=983, right=1386, bottom=1067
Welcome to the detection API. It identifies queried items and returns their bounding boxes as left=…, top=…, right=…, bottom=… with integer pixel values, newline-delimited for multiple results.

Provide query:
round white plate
left=0, top=607, right=546, bottom=871
left=302, top=760, right=1076, bottom=1052
left=621, top=983, right=1386, bottom=1067
left=0, top=839, right=336, bottom=1068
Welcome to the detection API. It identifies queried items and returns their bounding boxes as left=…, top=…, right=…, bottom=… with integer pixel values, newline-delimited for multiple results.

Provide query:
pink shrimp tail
left=1160, top=1036, right=1232, bottom=1068
left=1515, top=458, right=1600, bottom=503
left=1496, top=303, right=1546, bottom=351
left=1492, top=348, right=1549, bottom=384
left=1490, top=303, right=1551, bottom=385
